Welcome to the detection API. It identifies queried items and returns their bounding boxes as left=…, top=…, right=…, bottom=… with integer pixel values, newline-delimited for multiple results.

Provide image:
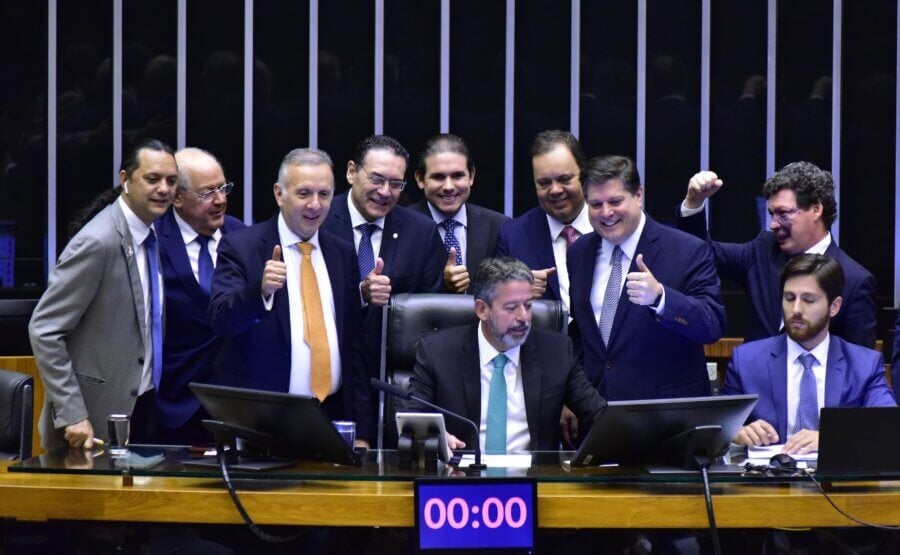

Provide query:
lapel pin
left=392, top=232, right=398, bottom=239
left=125, top=246, right=134, bottom=258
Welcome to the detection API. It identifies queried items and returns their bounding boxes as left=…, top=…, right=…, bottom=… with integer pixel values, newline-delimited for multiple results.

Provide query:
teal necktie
left=485, top=353, right=509, bottom=454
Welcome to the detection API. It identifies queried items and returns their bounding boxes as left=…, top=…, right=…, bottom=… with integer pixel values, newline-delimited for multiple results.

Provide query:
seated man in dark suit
left=405, top=257, right=606, bottom=452
left=410, top=133, right=509, bottom=293
left=155, top=147, right=244, bottom=445
left=210, top=148, right=366, bottom=445
left=496, top=130, right=593, bottom=315
left=724, top=254, right=895, bottom=455
left=677, top=162, right=877, bottom=348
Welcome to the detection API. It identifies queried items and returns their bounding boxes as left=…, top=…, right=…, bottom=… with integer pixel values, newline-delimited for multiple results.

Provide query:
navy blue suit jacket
left=568, top=216, right=726, bottom=400
left=892, top=311, right=900, bottom=404
left=208, top=216, right=363, bottom=424
left=157, top=209, right=244, bottom=428
left=676, top=210, right=877, bottom=348
left=496, top=206, right=561, bottom=301
left=409, top=200, right=509, bottom=271
left=723, top=334, right=896, bottom=440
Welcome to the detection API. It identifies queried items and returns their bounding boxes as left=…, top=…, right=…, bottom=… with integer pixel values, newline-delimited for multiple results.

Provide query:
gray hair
left=277, top=148, right=334, bottom=189
left=470, top=257, right=534, bottom=304
left=174, top=147, right=223, bottom=190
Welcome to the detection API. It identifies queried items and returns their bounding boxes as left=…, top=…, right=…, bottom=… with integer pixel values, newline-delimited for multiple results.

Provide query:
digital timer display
left=415, top=479, right=536, bottom=550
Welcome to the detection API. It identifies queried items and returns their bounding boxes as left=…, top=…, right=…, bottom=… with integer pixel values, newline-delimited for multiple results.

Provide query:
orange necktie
left=297, top=242, right=331, bottom=401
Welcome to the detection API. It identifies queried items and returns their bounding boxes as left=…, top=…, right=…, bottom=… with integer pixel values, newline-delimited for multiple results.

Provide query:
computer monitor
left=189, top=382, right=361, bottom=467
left=570, top=394, right=758, bottom=469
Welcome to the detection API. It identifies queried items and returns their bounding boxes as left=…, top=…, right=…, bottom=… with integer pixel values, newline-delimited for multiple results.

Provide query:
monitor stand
left=182, top=420, right=294, bottom=471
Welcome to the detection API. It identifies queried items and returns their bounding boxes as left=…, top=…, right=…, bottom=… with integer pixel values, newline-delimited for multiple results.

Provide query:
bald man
left=154, top=147, right=244, bottom=444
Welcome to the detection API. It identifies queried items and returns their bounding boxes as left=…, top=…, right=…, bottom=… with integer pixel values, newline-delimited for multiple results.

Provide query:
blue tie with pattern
left=357, top=223, right=377, bottom=280
left=144, top=230, right=163, bottom=390
left=598, top=245, right=623, bottom=346
left=440, top=219, right=463, bottom=266
left=196, top=234, right=213, bottom=296
left=794, top=353, right=819, bottom=433
left=485, top=353, right=509, bottom=454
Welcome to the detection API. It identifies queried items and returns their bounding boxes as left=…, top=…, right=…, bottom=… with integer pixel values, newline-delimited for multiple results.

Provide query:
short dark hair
left=762, top=161, right=837, bottom=228
left=415, top=133, right=474, bottom=179
left=530, top=130, right=585, bottom=170
left=352, top=134, right=409, bottom=166
left=470, top=257, right=534, bottom=305
left=780, top=254, right=845, bottom=304
left=120, top=138, right=174, bottom=179
left=580, top=155, right=642, bottom=195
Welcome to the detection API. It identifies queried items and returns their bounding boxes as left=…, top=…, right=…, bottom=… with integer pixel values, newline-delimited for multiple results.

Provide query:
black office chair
left=0, top=369, right=33, bottom=460
left=376, top=293, right=567, bottom=449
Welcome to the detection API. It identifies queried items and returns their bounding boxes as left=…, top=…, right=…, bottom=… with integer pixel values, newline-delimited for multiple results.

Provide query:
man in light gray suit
left=29, top=139, right=177, bottom=451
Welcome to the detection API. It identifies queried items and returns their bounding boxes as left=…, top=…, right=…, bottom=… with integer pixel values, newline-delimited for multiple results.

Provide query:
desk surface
left=4, top=452, right=900, bottom=529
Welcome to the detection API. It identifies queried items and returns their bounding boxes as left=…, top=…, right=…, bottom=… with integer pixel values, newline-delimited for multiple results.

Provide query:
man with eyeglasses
left=322, top=134, right=445, bottom=446
left=677, top=161, right=877, bottom=348
left=154, top=147, right=244, bottom=444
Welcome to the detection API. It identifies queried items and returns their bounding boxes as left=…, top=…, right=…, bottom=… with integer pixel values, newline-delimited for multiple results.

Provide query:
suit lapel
left=320, top=233, right=346, bottom=347
left=112, top=203, right=148, bottom=346
left=573, top=234, right=607, bottom=355
left=606, top=217, right=660, bottom=349
left=159, top=210, right=207, bottom=304
left=379, top=211, right=400, bottom=274
left=461, top=326, right=483, bottom=429
left=768, top=338, right=789, bottom=439
left=525, top=211, right=559, bottom=299
left=465, top=204, right=488, bottom=268
left=766, top=247, right=789, bottom=334
left=520, top=336, right=542, bottom=448
left=823, top=338, right=845, bottom=407
left=263, top=218, right=293, bottom=349
left=327, top=193, right=356, bottom=243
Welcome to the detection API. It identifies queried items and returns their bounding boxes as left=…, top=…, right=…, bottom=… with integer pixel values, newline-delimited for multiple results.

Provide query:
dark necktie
left=794, top=353, right=819, bottom=433
left=144, top=230, right=163, bottom=390
left=196, top=234, right=213, bottom=295
left=562, top=225, right=579, bottom=249
left=357, top=223, right=377, bottom=280
left=485, top=353, right=509, bottom=454
left=598, top=245, right=623, bottom=347
left=440, top=219, right=463, bottom=266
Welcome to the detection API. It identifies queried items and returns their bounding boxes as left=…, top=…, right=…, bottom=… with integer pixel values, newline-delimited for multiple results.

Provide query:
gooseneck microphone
left=370, top=378, right=487, bottom=473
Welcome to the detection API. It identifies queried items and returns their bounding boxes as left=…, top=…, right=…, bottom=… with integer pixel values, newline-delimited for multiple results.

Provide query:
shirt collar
left=477, top=321, right=522, bottom=369
left=117, top=196, right=153, bottom=243
left=427, top=202, right=468, bottom=228
left=546, top=203, right=591, bottom=239
left=277, top=213, right=322, bottom=250
left=805, top=232, right=832, bottom=255
left=347, top=192, right=386, bottom=230
left=786, top=332, right=831, bottom=367
left=173, top=209, right=221, bottom=245
left=603, top=211, right=647, bottom=261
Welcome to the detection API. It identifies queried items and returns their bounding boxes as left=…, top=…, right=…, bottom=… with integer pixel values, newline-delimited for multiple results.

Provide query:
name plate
left=414, top=478, right=536, bottom=551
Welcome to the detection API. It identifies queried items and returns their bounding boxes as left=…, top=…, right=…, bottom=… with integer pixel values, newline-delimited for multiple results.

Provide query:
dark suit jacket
left=892, top=311, right=900, bottom=404
left=321, top=191, right=445, bottom=440
left=496, top=206, right=560, bottom=301
left=568, top=216, right=726, bottom=400
left=723, top=334, right=896, bottom=440
left=208, top=216, right=363, bottom=425
left=405, top=324, right=607, bottom=451
left=409, top=200, right=509, bottom=271
left=676, top=210, right=877, bottom=348
left=157, top=208, right=244, bottom=428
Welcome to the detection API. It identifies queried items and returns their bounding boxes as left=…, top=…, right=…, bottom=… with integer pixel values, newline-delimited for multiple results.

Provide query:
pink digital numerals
left=422, top=496, right=528, bottom=530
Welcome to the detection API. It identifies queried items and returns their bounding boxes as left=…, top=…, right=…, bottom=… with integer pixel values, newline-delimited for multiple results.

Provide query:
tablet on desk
left=396, top=412, right=453, bottom=462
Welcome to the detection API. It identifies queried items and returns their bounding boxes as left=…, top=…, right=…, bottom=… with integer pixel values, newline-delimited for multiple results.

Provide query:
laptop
left=815, top=407, right=900, bottom=477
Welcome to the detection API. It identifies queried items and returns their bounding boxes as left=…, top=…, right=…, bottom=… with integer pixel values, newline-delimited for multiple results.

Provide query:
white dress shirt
left=546, top=204, right=592, bottom=315
left=785, top=334, right=829, bottom=435
left=347, top=194, right=386, bottom=257
left=427, top=202, right=468, bottom=264
left=477, top=322, right=530, bottom=452
left=172, top=209, right=223, bottom=282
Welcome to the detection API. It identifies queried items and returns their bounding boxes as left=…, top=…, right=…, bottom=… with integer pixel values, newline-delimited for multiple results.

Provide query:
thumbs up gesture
left=531, top=267, right=556, bottom=299
left=443, top=247, right=470, bottom=293
left=361, top=257, right=392, bottom=306
left=625, top=254, right=663, bottom=306
left=261, top=245, right=287, bottom=297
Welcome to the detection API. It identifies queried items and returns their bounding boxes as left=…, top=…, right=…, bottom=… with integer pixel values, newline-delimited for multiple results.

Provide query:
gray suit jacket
left=29, top=200, right=148, bottom=450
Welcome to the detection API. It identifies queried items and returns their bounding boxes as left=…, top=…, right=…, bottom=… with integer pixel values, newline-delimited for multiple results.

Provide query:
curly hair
left=762, top=162, right=837, bottom=228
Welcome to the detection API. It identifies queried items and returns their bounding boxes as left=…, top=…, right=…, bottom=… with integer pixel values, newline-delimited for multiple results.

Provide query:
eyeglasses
left=189, top=182, right=234, bottom=201
left=770, top=207, right=800, bottom=224
left=357, top=165, right=406, bottom=191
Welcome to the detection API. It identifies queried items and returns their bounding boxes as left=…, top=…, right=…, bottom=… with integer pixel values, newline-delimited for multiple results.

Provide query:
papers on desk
left=458, top=453, right=533, bottom=469
left=747, top=444, right=817, bottom=467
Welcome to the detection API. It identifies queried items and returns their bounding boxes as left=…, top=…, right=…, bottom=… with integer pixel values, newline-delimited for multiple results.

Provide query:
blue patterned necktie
left=357, top=223, right=378, bottom=280
left=598, top=245, right=623, bottom=347
left=144, top=229, right=163, bottom=390
left=485, top=353, right=509, bottom=454
left=440, top=219, right=463, bottom=266
left=196, top=234, right=213, bottom=296
left=794, top=353, right=819, bottom=433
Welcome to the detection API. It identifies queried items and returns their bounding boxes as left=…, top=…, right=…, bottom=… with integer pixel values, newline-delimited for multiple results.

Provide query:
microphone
left=370, top=378, right=487, bottom=473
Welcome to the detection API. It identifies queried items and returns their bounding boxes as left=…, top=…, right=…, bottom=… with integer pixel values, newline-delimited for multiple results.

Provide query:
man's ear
left=829, top=295, right=842, bottom=318
left=474, top=298, right=490, bottom=322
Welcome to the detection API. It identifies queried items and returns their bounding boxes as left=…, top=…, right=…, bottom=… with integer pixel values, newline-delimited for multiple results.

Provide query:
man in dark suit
left=893, top=311, right=900, bottom=404
left=210, top=148, right=365, bottom=443
left=568, top=155, right=726, bottom=402
left=155, top=147, right=244, bottom=444
left=405, top=257, right=606, bottom=452
left=410, top=133, right=509, bottom=293
left=677, top=162, right=877, bottom=348
left=321, top=134, right=445, bottom=444
left=496, top=130, right=593, bottom=315
left=724, top=254, right=895, bottom=455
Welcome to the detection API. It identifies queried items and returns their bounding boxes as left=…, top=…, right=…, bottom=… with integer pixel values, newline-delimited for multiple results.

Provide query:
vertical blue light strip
left=177, top=0, right=186, bottom=149
left=309, top=0, right=319, bottom=147
left=243, top=0, right=254, bottom=224
left=374, top=0, right=384, bottom=134
left=440, top=0, right=450, bottom=133
left=113, top=0, right=122, bottom=186
left=636, top=0, right=647, bottom=193
left=700, top=0, right=711, bottom=227
left=48, top=0, right=58, bottom=268
left=570, top=0, right=580, bottom=137
left=831, top=0, right=842, bottom=244
left=895, top=0, right=900, bottom=306
left=504, top=0, right=515, bottom=217
left=765, top=0, right=777, bottom=232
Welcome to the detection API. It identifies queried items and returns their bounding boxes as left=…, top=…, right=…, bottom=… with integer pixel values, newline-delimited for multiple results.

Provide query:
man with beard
left=404, top=257, right=606, bottom=452
left=677, top=162, right=877, bottom=348
left=724, top=254, right=895, bottom=455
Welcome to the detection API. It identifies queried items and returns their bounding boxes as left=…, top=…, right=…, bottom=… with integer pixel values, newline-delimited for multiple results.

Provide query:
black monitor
left=570, top=394, right=758, bottom=469
left=189, top=383, right=361, bottom=467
